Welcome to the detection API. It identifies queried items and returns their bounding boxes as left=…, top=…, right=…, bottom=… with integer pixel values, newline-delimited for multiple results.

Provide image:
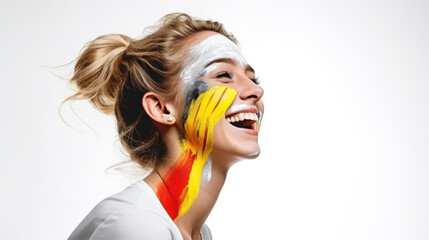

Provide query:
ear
left=142, top=92, right=176, bottom=125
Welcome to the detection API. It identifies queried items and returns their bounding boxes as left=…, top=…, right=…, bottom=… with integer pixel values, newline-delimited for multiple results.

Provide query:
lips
left=224, top=104, right=260, bottom=131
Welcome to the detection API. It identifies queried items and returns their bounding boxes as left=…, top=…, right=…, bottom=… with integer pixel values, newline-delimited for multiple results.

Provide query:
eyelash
left=251, top=77, right=261, bottom=85
left=215, top=72, right=232, bottom=79
left=215, top=71, right=261, bottom=85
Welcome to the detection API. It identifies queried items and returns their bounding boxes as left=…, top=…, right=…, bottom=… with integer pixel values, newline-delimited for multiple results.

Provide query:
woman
left=67, top=13, right=264, bottom=240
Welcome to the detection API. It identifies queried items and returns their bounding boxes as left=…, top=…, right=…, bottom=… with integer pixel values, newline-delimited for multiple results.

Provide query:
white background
left=1, top=0, right=428, bottom=239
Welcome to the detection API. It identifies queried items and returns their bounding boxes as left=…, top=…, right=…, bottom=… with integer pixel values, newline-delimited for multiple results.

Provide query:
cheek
left=257, top=100, right=264, bottom=113
left=256, top=101, right=264, bottom=126
left=212, top=120, right=237, bottom=147
left=183, top=85, right=236, bottom=151
left=213, top=121, right=229, bottom=147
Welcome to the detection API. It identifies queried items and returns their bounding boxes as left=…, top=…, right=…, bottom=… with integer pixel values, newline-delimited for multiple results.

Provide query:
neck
left=145, top=156, right=230, bottom=240
left=174, top=162, right=228, bottom=240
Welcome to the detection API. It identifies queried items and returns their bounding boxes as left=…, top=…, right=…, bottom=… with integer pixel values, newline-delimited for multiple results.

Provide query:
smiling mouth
left=225, top=112, right=259, bottom=131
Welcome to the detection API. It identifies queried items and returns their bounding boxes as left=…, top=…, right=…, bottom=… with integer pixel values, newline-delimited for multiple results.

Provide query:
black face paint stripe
left=182, top=80, right=208, bottom=123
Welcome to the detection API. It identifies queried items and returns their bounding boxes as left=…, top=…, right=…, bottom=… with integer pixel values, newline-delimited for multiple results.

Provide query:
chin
left=211, top=117, right=261, bottom=166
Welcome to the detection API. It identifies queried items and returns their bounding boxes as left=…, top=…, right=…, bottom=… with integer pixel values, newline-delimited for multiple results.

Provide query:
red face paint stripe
left=193, top=101, right=202, bottom=126
left=211, top=87, right=228, bottom=113
left=201, top=125, right=209, bottom=154
left=156, top=149, right=196, bottom=220
left=157, top=180, right=179, bottom=219
left=207, top=90, right=216, bottom=107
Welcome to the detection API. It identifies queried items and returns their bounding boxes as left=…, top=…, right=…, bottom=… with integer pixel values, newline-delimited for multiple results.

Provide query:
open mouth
left=225, top=112, right=259, bottom=131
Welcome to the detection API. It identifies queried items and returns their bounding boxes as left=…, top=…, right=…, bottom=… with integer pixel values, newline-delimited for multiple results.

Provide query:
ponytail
left=68, top=34, right=131, bottom=115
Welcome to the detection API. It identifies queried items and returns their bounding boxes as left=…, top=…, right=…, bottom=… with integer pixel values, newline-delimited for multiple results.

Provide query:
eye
left=250, top=77, right=260, bottom=85
left=215, top=71, right=232, bottom=79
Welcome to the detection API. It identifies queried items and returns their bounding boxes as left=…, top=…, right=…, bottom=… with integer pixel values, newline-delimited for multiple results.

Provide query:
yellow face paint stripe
left=177, top=85, right=236, bottom=218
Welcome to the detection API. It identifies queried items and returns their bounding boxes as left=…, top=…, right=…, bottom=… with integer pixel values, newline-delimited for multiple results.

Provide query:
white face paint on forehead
left=180, top=34, right=248, bottom=85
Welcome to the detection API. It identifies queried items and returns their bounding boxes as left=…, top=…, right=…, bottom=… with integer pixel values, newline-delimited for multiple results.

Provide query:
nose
left=237, top=76, right=264, bottom=103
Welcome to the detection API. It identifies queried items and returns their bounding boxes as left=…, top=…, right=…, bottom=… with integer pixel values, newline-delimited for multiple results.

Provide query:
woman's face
left=180, top=31, right=264, bottom=164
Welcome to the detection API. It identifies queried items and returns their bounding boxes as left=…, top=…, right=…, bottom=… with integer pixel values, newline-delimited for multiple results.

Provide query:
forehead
left=180, top=32, right=247, bottom=84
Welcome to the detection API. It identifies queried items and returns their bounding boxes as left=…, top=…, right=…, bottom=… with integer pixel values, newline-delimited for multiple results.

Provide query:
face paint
left=200, top=157, right=212, bottom=185
left=182, top=80, right=208, bottom=124
left=156, top=85, right=237, bottom=220
left=180, top=34, right=247, bottom=86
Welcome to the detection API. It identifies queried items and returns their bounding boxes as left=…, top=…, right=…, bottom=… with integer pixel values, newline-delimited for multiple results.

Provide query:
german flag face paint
left=156, top=85, right=237, bottom=220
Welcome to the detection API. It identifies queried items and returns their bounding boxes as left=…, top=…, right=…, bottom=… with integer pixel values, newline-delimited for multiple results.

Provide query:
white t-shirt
left=68, top=180, right=212, bottom=240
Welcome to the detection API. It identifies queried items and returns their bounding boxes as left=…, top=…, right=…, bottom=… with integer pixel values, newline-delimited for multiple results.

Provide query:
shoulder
left=69, top=181, right=181, bottom=240
left=92, top=208, right=175, bottom=240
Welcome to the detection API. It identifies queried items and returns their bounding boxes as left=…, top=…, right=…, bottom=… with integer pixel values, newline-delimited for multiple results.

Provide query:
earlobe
left=167, top=116, right=176, bottom=124
left=142, top=92, right=176, bottom=125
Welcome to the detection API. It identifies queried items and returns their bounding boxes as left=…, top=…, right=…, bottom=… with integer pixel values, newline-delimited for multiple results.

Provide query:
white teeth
left=225, top=112, right=259, bottom=123
left=239, top=113, right=244, bottom=121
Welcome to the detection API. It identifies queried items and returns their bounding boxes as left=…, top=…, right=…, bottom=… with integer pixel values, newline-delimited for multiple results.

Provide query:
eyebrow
left=205, top=58, right=236, bottom=68
left=245, top=65, right=255, bottom=74
left=205, top=58, right=255, bottom=74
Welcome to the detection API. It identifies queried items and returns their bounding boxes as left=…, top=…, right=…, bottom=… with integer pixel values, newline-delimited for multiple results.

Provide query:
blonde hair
left=65, top=13, right=236, bottom=168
